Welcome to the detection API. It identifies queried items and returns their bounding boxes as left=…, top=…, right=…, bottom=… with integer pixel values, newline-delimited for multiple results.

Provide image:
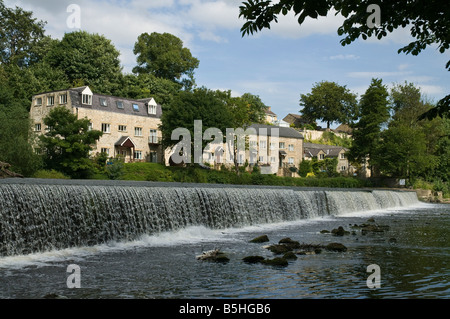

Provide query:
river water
left=0, top=200, right=448, bottom=299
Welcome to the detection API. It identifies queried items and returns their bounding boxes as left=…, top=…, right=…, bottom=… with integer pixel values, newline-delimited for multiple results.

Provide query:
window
left=34, top=123, right=41, bottom=132
left=82, top=93, right=92, bottom=105
left=134, top=127, right=142, bottom=136
left=258, top=156, right=265, bottom=163
left=270, top=142, right=277, bottom=150
left=288, top=144, right=294, bottom=151
left=101, top=148, right=110, bottom=156
left=47, top=96, right=55, bottom=106
left=101, top=123, right=110, bottom=133
left=148, top=104, right=157, bottom=115
left=118, top=125, right=127, bottom=132
left=279, top=142, right=285, bottom=149
left=88, top=122, right=93, bottom=131
left=259, top=140, right=267, bottom=149
left=288, top=157, right=294, bottom=164
left=59, top=94, right=67, bottom=104
left=132, top=103, right=139, bottom=112
left=116, top=101, right=124, bottom=109
left=270, top=156, right=276, bottom=163
left=340, top=166, right=346, bottom=171
left=340, top=153, right=345, bottom=159
left=134, top=150, right=143, bottom=160
left=99, top=98, right=107, bottom=107
left=149, top=129, right=158, bottom=143
left=35, top=97, right=42, bottom=106
left=319, top=154, right=325, bottom=160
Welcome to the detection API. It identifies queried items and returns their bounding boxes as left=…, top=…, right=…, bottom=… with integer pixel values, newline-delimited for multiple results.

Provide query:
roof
left=115, top=136, right=136, bottom=148
left=303, top=143, right=348, bottom=158
left=334, top=124, right=353, bottom=134
left=249, top=124, right=304, bottom=139
left=33, top=86, right=162, bottom=119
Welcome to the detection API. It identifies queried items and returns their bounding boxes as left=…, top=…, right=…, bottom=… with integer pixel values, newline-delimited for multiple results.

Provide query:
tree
left=349, top=78, right=390, bottom=177
left=0, top=86, right=42, bottom=176
left=239, top=0, right=449, bottom=118
left=45, top=31, right=122, bottom=94
left=0, top=0, right=46, bottom=67
left=159, top=87, right=234, bottom=164
left=133, top=32, right=200, bottom=90
left=39, top=106, right=103, bottom=178
left=299, top=81, right=358, bottom=129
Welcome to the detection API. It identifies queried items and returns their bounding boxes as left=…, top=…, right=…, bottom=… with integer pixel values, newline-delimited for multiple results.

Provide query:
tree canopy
left=45, top=31, right=123, bottom=94
left=39, top=107, right=103, bottom=178
left=299, top=81, right=358, bottom=129
left=133, top=32, right=200, bottom=90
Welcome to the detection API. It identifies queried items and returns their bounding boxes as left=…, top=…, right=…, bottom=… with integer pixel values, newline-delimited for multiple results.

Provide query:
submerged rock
left=331, top=226, right=350, bottom=236
left=243, top=256, right=265, bottom=264
left=266, top=244, right=291, bottom=254
left=196, top=249, right=230, bottom=263
left=325, top=243, right=348, bottom=252
left=249, top=235, right=270, bottom=243
left=278, top=237, right=301, bottom=249
left=261, top=257, right=288, bottom=267
left=283, top=251, right=298, bottom=260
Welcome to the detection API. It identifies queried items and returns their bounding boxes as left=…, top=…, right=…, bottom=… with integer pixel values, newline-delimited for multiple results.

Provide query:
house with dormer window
left=30, top=86, right=163, bottom=163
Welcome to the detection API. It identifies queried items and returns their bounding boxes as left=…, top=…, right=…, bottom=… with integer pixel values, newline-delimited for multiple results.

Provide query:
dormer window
left=99, top=98, right=107, bottom=107
left=116, top=101, right=124, bottom=109
left=132, top=103, right=139, bottom=112
left=81, top=86, right=93, bottom=105
left=148, top=98, right=157, bottom=115
left=82, top=94, right=92, bottom=105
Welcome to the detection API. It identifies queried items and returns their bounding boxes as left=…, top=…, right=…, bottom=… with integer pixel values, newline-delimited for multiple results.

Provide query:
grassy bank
left=92, top=162, right=372, bottom=188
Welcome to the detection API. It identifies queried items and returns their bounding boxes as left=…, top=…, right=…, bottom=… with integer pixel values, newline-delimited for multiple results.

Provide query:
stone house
left=29, top=86, right=164, bottom=163
left=201, top=124, right=304, bottom=177
left=303, top=142, right=354, bottom=175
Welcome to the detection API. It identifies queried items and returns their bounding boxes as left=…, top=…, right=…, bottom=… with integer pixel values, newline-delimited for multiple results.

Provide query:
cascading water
left=0, top=181, right=419, bottom=257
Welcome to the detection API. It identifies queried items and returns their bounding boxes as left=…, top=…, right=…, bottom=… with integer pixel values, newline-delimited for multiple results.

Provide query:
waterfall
left=0, top=181, right=419, bottom=257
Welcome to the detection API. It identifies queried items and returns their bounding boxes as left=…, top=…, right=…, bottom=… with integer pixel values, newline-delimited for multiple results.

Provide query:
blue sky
left=6, top=0, right=449, bottom=128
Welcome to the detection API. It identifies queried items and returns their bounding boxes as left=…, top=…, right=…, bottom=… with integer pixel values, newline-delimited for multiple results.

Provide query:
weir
left=0, top=180, right=419, bottom=257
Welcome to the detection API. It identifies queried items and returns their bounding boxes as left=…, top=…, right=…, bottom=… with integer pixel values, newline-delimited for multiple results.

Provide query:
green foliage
left=39, top=106, right=103, bottom=179
left=0, top=0, right=46, bottom=67
left=0, top=91, right=42, bottom=176
left=133, top=32, right=199, bottom=90
left=105, top=157, right=125, bottom=180
left=307, top=131, right=352, bottom=148
left=300, top=81, right=358, bottom=129
left=298, top=160, right=312, bottom=177
left=350, top=78, right=390, bottom=176
left=32, top=169, right=69, bottom=179
left=45, top=31, right=122, bottom=94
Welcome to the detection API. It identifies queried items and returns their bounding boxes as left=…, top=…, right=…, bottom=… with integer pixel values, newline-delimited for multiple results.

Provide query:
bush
left=33, top=169, right=70, bottom=179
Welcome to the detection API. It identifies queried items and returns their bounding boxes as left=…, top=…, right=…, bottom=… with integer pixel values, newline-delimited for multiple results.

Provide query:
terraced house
left=30, top=86, right=164, bottom=163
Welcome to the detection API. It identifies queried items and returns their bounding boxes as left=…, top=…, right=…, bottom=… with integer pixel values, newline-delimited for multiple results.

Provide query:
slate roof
left=249, top=124, right=304, bottom=139
left=69, top=88, right=162, bottom=119
left=303, top=143, right=348, bottom=158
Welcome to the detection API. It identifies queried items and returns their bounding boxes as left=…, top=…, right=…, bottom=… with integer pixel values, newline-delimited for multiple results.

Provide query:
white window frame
left=101, top=123, right=110, bottom=133
left=35, top=97, right=42, bottom=106
left=134, top=150, right=143, bottom=160
left=288, top=144, right=294, bottom=151
left=134, top=127, right=143, bottom=136
left=101, top=148, right=110, bottom=156
left=279, top=142, right=285, bottom=149
left=34, top=123, right=41, bottom=132
left=288, top=157, right=294, bottom=165
left=82, top=94, right=92, bottom=105
left=59, top=94, right=67, bottom=104
left=118, top=125, right=127, bottom=132
left=47, top=96, right=55, bottom=106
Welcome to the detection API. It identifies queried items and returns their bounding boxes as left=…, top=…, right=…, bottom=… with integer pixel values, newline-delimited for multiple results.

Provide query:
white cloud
left=329, top=54, right=360, bottom=60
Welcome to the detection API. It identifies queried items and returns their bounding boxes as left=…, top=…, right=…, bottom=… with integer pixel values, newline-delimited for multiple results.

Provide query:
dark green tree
left=39, top=106, right=103, bottom=178
left=300, top=81, right=358, bottom=129
left=0, top=0, right=46, bottom=67
left=349, top=78, right=390, bottom=177
left=45, top=31, right=122, bottom=94
left=133, top=32, right=200, bottom=90
left=159, top=87, right=234, bottom=164
left=0, top=85, right=42, bottom=176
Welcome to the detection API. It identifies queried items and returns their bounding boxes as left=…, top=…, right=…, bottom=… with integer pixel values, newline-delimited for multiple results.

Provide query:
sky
left=5, top=0, right=450, bottom=128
